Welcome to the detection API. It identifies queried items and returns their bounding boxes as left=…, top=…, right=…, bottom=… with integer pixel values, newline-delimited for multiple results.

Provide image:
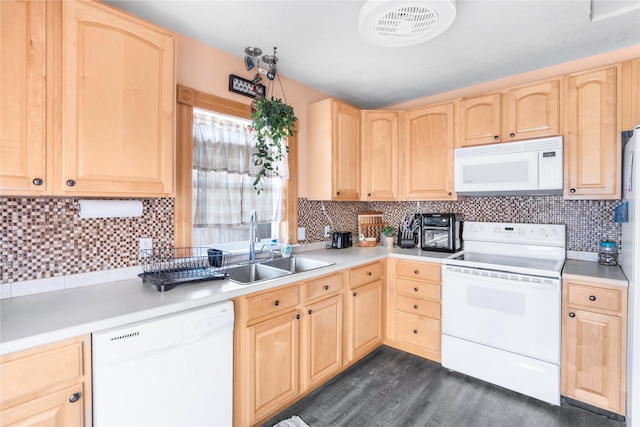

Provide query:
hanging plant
left=250, top=95, right=297, bottom=193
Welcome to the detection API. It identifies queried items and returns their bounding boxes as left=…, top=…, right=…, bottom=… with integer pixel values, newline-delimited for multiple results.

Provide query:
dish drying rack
left=357, top=212, right=386, bottom=247
left=139, top=247, right=230, bottom=292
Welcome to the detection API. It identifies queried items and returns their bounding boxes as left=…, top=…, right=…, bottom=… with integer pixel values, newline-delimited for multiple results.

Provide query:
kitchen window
left=174, top=85, right=298, bottom=249
left=192, top=109, right=285, bottom=246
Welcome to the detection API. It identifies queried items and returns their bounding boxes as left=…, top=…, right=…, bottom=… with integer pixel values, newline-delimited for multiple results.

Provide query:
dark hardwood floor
left=263, top=346, right=625, bottom=427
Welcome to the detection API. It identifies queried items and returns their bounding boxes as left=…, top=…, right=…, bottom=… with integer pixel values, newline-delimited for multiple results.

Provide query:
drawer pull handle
left=308, top=309, right=312, bottom=315
left=325, top=285, right=330, bottom=291
left=413, top=304, right=418, bottom=309
left=589, top=295, right=596, bottom=301
left=413, top=329, right=418, bottom=334
left=414, top=287, right=419, bottom=292
left=274, top=300, right=280, bottom=307
left=569, top=312, right=576, bottom=318
left=367, top=272, right=372, bottom=276
left=69, top=393, right=81, bottom=403
left=414, top=270, right=419, bottom=275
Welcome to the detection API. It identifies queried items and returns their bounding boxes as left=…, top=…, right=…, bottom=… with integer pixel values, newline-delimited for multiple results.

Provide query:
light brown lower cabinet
left=234, top=272, right=350, bottom=427
left=561, top=278, right=627, bottom=415
left=0, top=335, right=92, bottom=427
left=347, top=261, right=384, bottom=362
left=385, top=258, right=442, bottom=362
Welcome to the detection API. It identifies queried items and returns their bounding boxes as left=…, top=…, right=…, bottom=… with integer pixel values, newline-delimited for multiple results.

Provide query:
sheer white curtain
left=192, top=109, right=286, bottom=247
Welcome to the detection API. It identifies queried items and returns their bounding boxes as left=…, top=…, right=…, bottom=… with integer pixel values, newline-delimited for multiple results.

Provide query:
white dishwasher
left=92, top=300, right=234, bottom=427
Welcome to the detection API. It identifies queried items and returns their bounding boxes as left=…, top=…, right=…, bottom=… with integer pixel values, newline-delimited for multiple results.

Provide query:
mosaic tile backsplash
left=2, top=198, right=174, bottom=284
left=298, top=196, right=621, bottom=252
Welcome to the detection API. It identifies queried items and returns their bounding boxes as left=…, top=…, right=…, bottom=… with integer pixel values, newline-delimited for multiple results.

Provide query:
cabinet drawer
left=396, top=261, right=440, bottom=282
left=397, top=278, right=440, bottom=301
left=1, top=341, right=84, bottom=403
left=305, top=272, right=343, bottom=302
left=396, top=295, right=440, bottom=320
left=395, top=311, right=440, bottom=352
left=247, top=285, right=299, bottom=323
left=566, top=283, right=623, bottom=313
left=350, top=262, right=382, bottom=289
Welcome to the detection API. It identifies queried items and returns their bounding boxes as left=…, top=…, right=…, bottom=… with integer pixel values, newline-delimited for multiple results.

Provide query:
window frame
left=175, top=84, right=298, bottom=248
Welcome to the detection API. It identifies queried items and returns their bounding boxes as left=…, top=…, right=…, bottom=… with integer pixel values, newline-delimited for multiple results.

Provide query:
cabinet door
left=0, top=0, right=49, bottom=195
left=333, top=101, right=360, bottom=200
left=0, top=384, right=84, bottom=427
left=562, top=308, right=622, bottom=413
left=504, top=79, right=561, bottom=141
left=350, top=280, right=383, bottom=360
left=458, top=93, right=501, bottom=147
left=564, top=65, right=620, bottom=199
left=60, top=0, right=175, bottom=197
left=403, top=103, right=456, bottom=200
left=622, top=59, right=640, bottom=130
left=361, top=111, right=399, bottom=200
left=302, top=295, right=343, bottom=389
left=248, top=311, right=299, bottom=423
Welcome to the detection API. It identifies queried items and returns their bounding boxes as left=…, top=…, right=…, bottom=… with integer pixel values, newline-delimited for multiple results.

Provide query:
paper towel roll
left=77, top=199, right=144, bottom=219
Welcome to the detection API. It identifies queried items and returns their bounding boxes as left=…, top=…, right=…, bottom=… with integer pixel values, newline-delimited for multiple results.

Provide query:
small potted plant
left=379, top=225, right=396, bottom=248
left=250, top=95, right=297, bottom=193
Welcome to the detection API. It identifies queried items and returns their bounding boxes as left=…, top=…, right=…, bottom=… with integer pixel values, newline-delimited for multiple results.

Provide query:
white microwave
left=454, top=136, right=563, bottom=196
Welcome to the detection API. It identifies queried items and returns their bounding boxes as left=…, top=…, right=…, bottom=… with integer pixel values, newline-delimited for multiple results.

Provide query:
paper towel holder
left=71, top=198, right=144, bottom=219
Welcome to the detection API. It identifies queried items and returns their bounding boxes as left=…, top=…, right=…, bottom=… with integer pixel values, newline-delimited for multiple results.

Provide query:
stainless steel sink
left=262, top=256, right=335, bottom=273
left=226, top=263, right=291, bottom=284
left=227, top=257, right=334, bottom=285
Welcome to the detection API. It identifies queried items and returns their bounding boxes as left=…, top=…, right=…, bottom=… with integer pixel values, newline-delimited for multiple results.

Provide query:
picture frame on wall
left=228, top=74, right=266, bottom=98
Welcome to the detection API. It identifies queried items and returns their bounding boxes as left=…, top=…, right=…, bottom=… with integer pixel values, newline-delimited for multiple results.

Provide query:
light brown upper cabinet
left=564, top=65, right=620, bottom=199
left=307, top=98, right=360, bottom=200
left=361, top=111, right=400, bottom=201
left=457, top=79, right=561, bottom=147
left=59, top=0, right=175, bottom=197
left=622, top=59, right=640, bottom=131
left=0, top=0, right=50, bottom=196
left=402, top=102, right=456, bottom=200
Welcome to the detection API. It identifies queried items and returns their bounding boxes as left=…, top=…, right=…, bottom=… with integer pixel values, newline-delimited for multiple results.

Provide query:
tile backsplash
left=1, top=197, right=174, bottom=284
left=2, top=195, right=621, bottom=285
left=298, top=196, right=621, bottom=252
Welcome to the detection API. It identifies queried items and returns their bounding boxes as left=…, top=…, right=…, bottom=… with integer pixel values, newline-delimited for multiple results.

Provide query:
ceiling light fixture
left=359, top=0, right=457, bottom=47
left=244, top=46, right=262, bottom=71
left=241, top=46, right=288, bottom=102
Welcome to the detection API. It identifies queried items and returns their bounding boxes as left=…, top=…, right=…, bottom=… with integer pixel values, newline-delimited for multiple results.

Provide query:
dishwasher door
left=92, top=300, right=234, bottom=427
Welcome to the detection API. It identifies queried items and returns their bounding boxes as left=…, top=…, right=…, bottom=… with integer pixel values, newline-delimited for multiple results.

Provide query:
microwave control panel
left=538, top=149, right=563, bottom=189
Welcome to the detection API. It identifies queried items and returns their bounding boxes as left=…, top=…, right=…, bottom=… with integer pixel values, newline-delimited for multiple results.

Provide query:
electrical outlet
left=139, top=237, right=153, bottom=257
left=298, top=227, right=306, bottom=241
left=324, top=225, right=331, bottom=238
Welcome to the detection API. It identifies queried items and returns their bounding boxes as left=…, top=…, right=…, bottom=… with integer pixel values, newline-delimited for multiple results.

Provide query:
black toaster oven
left=421, top=213, right=463, bottom=253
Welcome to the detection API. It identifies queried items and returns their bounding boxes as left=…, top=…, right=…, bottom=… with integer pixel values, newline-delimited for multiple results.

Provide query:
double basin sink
left=227, top=256, right=335, bottom=285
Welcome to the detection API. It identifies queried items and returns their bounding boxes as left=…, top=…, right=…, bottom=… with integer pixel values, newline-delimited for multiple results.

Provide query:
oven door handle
left=442, top=265, right=560, bottom=290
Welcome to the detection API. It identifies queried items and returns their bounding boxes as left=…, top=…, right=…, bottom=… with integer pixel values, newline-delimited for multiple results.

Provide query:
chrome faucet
left=249, top=210, right=260, bottom=262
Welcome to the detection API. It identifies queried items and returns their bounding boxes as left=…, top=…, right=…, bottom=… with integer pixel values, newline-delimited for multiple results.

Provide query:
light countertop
left=0, top=246, right=451, bottom=356
left=562, top=259, right=629, bottom=287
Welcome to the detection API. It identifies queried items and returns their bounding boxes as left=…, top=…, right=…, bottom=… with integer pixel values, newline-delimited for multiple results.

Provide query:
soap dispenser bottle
left=282, top=236, right=292, bottom=258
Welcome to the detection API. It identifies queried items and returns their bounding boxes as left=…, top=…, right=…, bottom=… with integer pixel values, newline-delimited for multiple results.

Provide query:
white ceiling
left=103, top=0, right=640, bottom=109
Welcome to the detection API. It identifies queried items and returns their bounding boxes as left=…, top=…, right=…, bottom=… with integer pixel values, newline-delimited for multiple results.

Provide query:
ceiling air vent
left=359, top=0, right=457, bottom=47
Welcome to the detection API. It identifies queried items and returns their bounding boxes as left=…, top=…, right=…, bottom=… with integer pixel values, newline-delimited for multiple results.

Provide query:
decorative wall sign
left=228, top=74, right=265, bottom=98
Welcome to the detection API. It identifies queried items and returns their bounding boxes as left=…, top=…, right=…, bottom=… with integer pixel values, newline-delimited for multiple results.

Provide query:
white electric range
left=441, top=221, right=566, bottom=405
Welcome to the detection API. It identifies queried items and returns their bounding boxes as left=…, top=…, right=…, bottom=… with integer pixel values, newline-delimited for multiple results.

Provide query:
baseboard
left=561, top=396, right=626, bottom=421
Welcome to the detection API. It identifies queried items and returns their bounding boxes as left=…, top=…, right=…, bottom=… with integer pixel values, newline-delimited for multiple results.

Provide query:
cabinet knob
left=414, top=270, right=419, bottom=275
left=66, top=179, right=76, bottom=187
left=509, top=132, right=515, bottom=138
left=448, top=192, right=453, bottom=196
left=32, top=178, right=43, bottom=186
left=368, top=193, right=371, bottom=197
left=413, top=329, right=418, bottom=334
left=413, top=304, right=418, bottom=309
left=367, top=272, right=372, bottom=276
left=589, top=295, right=596, bottom=301
left=569, top=312, right=576, bottom=318
left=570, top=188, right=576, bottom=193
left=69, top=393, right=81, bottom=403
left=296, top=313, right=300, bottom=320
left=274, top=300, right=280, bottom=307
left=325, top=285, right=330, bottom=291
left=353, top=292, right=357, bottom=297
left=414, top=287, right=419, bottom=292
left=336, top=191, right=340, bottom=196
left=493, top=135, right=499, bottom=140
left=308, top=309, right=312, bottom=315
